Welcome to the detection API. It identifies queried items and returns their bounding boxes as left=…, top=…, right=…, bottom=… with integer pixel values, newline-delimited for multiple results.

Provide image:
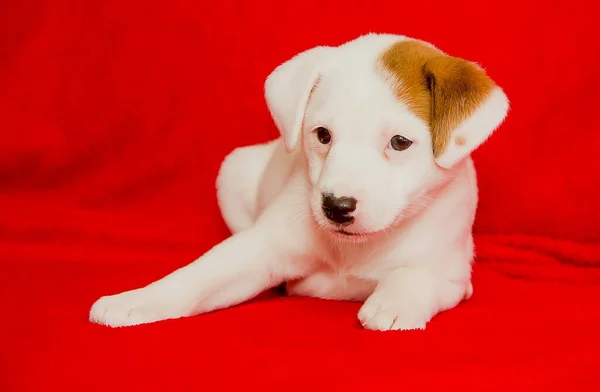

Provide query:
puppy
left=89, top=33, right=509, bottom=331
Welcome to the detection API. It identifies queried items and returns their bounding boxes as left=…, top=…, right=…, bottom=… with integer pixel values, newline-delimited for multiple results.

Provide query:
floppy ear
left=264, top=46, right=330, bottom=152
left=423, top=57, right=509, bottom=169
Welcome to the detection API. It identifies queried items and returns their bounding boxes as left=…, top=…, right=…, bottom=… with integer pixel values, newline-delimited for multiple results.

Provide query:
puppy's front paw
left=358, top=293, right=429, bottom=331
left=89, top=290, right=159, bottom=328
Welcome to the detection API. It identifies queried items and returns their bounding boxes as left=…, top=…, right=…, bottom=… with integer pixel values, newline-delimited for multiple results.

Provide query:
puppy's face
left=302, top=68, right=438, bottom=238
left=265, top=34, right=509, bottom=241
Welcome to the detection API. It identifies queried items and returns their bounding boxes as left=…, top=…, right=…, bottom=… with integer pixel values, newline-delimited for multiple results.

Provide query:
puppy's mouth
left=330, top=227, right=381, bottom=240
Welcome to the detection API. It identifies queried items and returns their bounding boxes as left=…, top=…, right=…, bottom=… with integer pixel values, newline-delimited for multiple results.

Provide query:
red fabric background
left=1, top=0, right=599, bottom=390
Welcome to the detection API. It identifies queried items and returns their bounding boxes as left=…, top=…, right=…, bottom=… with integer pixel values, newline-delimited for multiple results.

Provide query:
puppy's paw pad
left=89, top=293, right=154, bottom=328
left=358, top=297, right=428, bottom=331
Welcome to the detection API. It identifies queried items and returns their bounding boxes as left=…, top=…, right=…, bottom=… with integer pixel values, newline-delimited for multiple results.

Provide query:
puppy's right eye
left=390, top=135, right=413, bottom=151
left=316, top=127, right=331, bottom=144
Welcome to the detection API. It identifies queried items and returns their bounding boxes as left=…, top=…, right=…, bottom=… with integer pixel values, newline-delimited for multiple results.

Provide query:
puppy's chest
left=287, top=248, right=391, bottom=301
left=319, top=243, right=396, bottom=280
left=318, top=239, right=397, bottom=270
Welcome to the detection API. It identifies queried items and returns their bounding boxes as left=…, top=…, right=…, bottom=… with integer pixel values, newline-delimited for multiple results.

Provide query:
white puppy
left=90, top=33, right=509, bottom=331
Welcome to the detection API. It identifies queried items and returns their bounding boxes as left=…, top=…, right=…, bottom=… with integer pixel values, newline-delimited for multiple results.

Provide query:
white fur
left=89, top=33, right=508, bottom=331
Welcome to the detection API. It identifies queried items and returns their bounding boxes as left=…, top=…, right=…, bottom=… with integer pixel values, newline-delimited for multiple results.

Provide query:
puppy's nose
left=322, top=193, right=357, bottom=225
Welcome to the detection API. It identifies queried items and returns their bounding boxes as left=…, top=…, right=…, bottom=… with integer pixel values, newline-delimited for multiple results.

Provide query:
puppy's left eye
left=390, top=135, right=413, bottom=151
left=316, top=127, right=332, bottom=145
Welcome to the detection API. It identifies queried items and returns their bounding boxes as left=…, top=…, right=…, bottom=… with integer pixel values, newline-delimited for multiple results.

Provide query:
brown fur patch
left=379, top=40, right=495, bottom=157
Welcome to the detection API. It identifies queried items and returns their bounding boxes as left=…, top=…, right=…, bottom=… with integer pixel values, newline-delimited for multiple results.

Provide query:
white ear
left=435, top=86, right=510, bottom=168
left=264, top=46, right=331, bottom=152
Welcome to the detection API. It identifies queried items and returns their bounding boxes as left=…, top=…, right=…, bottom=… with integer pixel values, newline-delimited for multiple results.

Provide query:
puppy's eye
left=316, top=127, right=331, bottom=144
left=390, top=135, right=413, bottom=151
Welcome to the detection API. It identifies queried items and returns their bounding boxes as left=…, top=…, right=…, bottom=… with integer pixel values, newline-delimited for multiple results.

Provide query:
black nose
left=322, top=193, right=357, bottom=224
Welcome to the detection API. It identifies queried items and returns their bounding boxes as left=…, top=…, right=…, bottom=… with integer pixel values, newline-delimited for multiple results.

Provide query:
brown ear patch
left=379, top=40, right=495, bottom=157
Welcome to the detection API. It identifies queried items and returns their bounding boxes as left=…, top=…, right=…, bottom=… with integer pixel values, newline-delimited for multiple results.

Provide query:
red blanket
left=1, top=0, right=599, bottom=390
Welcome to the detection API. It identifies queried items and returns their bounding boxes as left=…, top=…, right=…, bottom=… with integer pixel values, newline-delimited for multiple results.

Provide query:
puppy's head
left=265, top=34, right=509, bottom=241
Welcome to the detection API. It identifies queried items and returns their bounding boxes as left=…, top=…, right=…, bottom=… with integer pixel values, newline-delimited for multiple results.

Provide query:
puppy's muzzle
left=321, top=193, right=356, bottom=225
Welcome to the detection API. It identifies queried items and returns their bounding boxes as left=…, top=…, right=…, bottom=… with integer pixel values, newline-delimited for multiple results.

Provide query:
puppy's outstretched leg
left=357, top=268, right=470, bottom=331
left=89, top=220, right=310, bottom=327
